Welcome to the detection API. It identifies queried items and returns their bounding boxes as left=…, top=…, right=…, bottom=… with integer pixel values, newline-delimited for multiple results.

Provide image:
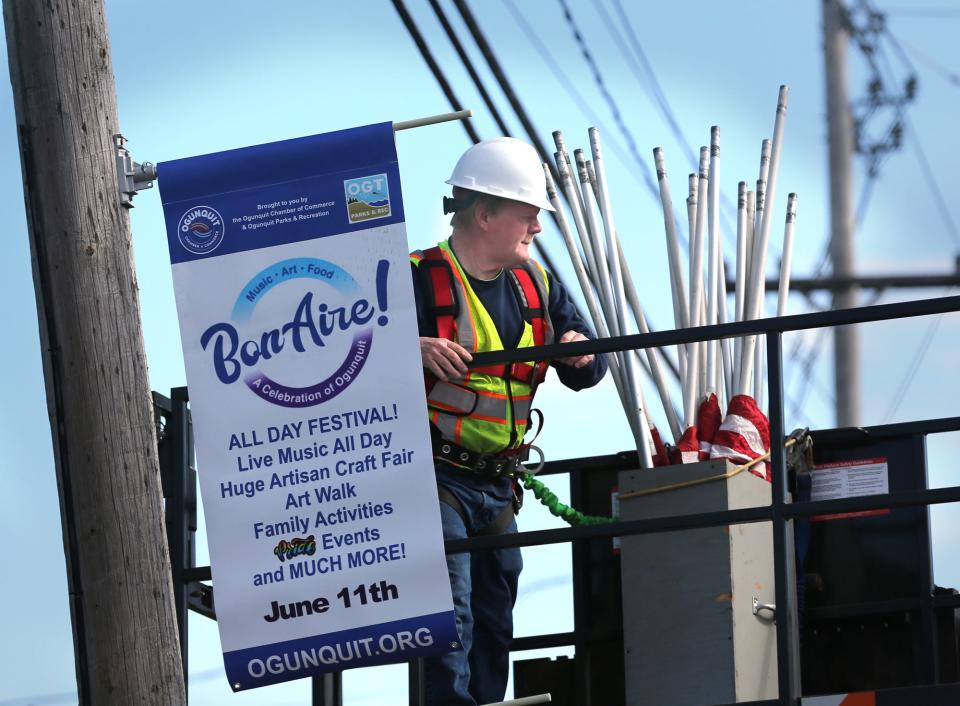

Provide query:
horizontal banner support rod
left=393, top=109, right=472, bottom=131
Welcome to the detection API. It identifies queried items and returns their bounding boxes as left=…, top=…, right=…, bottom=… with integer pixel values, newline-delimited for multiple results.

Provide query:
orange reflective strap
left=420, top=247, right=457, bottom=341
left=508, top=266, right=547, bottom=346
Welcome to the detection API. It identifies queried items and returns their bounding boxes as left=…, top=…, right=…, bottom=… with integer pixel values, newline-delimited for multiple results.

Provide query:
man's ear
left=473, top=199, right=492, bottom=231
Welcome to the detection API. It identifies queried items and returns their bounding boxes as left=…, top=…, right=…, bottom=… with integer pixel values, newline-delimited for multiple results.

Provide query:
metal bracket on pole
left=113, top=134, right=157, bottom=209
left=187, top=580, right=216, bottom=621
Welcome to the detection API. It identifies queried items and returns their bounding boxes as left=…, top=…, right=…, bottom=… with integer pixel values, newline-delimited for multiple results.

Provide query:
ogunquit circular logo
left=178, top=205, right=225, bottom=255
left=200, top=258, right=390, bottom=408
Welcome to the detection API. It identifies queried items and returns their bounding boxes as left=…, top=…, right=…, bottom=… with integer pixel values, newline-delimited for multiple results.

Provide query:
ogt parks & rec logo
left=199, top=258, right=390, bottom=408
left=178, top=205, right=225, bottom=255
left=344, top=174, right=391, bottom=224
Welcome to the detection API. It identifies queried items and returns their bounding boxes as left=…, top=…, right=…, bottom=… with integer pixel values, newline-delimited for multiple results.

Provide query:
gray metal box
left=619, top=460, right=777, bottom=705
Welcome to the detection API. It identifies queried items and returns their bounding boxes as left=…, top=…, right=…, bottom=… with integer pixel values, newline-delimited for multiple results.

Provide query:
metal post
left=915, top=436, right=938, bottom=683
left=312, top=672, right=342, bottom=705
left=158, top=387, right=197, bottom=701
left=823, top=0, right=861, bottom=426
left=767, top=333, right=801, bottom=703
left=171, top=387, right=193, bottom=693
left=570, top=473, right=592, bottom=705
left=408, top=658, right=425, bottom=706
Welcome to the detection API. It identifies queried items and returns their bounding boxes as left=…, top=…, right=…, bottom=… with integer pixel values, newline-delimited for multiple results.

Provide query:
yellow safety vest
left=411, top=240, right=554, bottom=457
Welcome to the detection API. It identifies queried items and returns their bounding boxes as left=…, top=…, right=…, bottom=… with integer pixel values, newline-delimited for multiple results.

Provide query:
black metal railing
left=159, top=293, right=960, bottom=706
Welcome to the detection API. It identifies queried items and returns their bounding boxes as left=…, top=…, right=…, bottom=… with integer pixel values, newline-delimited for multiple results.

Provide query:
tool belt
left=433, top=438, right=529, bottom=478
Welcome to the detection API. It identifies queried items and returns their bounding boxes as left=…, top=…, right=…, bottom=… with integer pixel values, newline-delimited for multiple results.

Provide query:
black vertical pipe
left=408, top=658, right=425, bottom=706
left=570, top=471, right=592, bottom=705
left=916, top=437, right=939, bottom=683
left=169, top=387, right=192, bottom=699
left=767, top=332, right=801, bottom=703
left=312, top=672, right=343, bottom=705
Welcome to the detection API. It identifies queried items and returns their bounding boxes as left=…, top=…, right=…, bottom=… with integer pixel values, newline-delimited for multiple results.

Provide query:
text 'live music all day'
left=221, top=402, right=415, bottom=501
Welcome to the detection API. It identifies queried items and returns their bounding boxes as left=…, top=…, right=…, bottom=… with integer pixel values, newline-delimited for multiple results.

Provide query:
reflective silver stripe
left=427, top=382, right=478, bottom=415
left=451, top=393, right=529, bottom=425
left=433, top=412, right=459, bottom=442
left=512, top=397, right=532, bottom=424
left=428, top=382, right=531, bottom=423
left=445, top=254, right=477, bottom=351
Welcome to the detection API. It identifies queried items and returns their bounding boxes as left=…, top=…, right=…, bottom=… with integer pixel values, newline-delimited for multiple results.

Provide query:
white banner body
left=158, top=123, right=457, bottom=691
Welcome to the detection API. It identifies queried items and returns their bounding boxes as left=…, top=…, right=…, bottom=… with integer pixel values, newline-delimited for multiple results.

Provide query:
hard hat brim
left=445, top=180, right=556, bottom=213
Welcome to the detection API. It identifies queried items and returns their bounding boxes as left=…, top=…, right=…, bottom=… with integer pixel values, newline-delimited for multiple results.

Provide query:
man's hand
left=420, top=337, right=473, bottom=381
left=556, top=330, right=595, bottom=368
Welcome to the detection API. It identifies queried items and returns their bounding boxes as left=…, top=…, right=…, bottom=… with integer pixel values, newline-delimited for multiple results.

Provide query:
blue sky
left=2, top=1, right=959, bottom=704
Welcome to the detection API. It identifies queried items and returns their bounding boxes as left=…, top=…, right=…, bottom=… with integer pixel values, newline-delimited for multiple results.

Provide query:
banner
left=158, top=123, right=458, bottom=691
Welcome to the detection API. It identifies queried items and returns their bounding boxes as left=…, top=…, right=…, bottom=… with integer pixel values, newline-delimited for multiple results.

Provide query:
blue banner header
left=158, top=122, right=404, bottom=263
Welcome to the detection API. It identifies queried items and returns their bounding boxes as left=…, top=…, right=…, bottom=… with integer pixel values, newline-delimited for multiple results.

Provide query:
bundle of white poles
left=544, top=86, right=798, bottom=468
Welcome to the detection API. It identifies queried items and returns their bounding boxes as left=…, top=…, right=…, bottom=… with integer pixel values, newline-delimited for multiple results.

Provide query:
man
left=410, top=137, right=607, bottom=705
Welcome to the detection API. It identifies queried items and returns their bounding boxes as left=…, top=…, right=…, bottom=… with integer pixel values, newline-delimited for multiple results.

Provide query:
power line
left=451, top=0, right=558, bottom=180
left=882, top=306, right=948, bottom=422
left=501, top=0, right=644, bottom=183
left=864, top=7, right=960, bottom=246
left=391, top=0, right=481, bottom=144
left=882, top=6, right=960, bottom=18
left=449, top=0, right=680, bottom=382
left=427, top=0, right=512, bottom=137
left=555, top=0, right=660, bottom=201
left=503, top=0, right=696, bottom=260
left=607, top=0, right=699, bottom=172
left=856, top=17, right=959, bottom=422
left=890, top=36, right=960, bottom=88
left=601, top=0, right=751, bottom=243
left=903, top=113, right=960, bottom=247
left=390, top=0, right=568, bottom=282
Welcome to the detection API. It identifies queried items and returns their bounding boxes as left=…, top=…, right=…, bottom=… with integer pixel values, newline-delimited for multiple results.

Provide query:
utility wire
left=391, top=0, right=480, bottom=144
left=505, top=0, right=695, bottom=260
left=607, top=0, right=698, bottom=171
left=904, top=113, right=960, bottom=247
left=890, top=36, right=960, bottom=88
left=868, top=25, right=957, bottom=421
left=600, top=0, right=743, bottom=245
left=787, top=170, right=879, bottom=416
left=427, top=0, right=513, bottom=137
left=867, top=13, right=960, bottom=246
left=390, top=0, right=567, bottom=285
left=882, top=304, right=948, bottom=421
left=555, top=0, right=660, bottom=201
left=502, top=0, right=644, bottom=183
left=882, top=7, right=960, bottom=18
left=450, top=0, right=680, bottom=383
left=451, top=0, right=560, bottom=186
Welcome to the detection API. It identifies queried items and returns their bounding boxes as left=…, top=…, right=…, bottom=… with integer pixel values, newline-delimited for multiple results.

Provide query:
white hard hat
left=446, top=137, right=555, bottom=212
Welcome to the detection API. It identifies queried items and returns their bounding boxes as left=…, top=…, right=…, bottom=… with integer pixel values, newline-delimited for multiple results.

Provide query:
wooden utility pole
left=823, top=0, right=861, bottom=426
left=3, top=1, right=186, bottom=703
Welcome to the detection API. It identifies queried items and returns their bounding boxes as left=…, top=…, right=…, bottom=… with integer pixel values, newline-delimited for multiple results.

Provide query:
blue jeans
left=424, top=481, right=523, bottom=706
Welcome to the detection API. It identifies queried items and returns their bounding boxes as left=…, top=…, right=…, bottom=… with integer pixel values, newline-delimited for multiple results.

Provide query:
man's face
left=482, top=200, right=542, bottom=269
